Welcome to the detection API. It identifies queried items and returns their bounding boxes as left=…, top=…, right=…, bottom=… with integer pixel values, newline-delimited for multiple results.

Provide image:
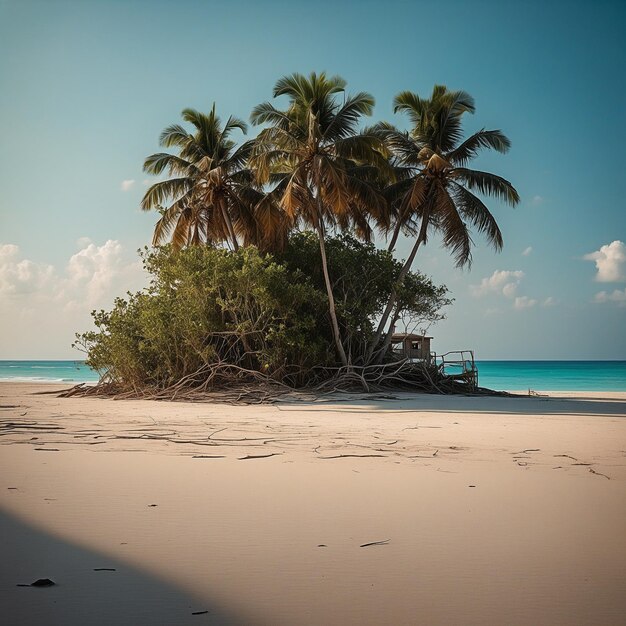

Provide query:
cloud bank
left=0, top=244, right=54, bottom=295
left=594, top=288, right=626, bottom=307
left=0, top=240, right=146, bottom=358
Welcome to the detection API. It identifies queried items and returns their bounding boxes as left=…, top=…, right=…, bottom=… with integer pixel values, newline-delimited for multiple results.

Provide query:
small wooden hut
left=390, top=333, right=432, bottom=362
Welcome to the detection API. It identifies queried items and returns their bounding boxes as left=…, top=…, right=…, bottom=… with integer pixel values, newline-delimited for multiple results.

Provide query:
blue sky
left=0, top=0, right=625, bottom=359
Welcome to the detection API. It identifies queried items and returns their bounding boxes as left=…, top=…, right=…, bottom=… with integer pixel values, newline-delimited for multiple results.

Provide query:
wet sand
left=1, top=383, right=625, bottom=625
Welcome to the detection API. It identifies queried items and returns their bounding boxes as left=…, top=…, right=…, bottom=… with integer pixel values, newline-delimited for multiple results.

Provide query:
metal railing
left=431, top=350, right=478, bottom=389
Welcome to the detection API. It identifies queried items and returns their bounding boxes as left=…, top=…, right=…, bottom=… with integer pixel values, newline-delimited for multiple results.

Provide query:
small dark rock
left=18, top=578, right=56, bottom=587
left=192, top=610, right=209, bottom=615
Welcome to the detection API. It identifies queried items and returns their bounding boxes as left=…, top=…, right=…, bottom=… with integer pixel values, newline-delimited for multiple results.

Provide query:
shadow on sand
left=0, top=507, right=245, bottom=625
left=277, top=392, right=626, bottom=418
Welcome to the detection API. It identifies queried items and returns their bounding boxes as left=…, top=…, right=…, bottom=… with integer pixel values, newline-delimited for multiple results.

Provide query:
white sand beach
left=1, top=383, right=625, bottom=625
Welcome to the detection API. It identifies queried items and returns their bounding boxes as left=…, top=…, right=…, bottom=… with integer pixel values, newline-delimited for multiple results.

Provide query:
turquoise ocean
left=0, top=360, right=624, bottom=391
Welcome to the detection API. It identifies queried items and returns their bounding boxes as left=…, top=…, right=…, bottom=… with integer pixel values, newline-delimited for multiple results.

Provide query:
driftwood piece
left=360, top=539, right=390, bottom=547
left=554, top=454, right=579, bottom=461
left=588, top=468, right=611, bottom=480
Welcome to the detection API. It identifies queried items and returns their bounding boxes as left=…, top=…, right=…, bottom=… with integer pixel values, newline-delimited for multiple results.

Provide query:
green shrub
left=75, top=234, right=449, bottom=389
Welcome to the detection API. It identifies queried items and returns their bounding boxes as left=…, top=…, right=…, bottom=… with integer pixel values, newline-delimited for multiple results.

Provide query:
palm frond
left=249, top=194, right=293, bottom=251
left=447, top=129, right=511, bottom=165
left=433, top=183, right=473, bottom=267
left=274, top=72, right=346, bottom=101
left=438, top=87, right=475, bottom=116
left=249, top=147, right=291, bottom=184
left=450, top=181, right=503, bottom=251
left=333, top=133, right=384, bottom=163
left=159, top=124, right=190, bottom=149
left=393, top=91, right=428, bottom=127
left=452, top=168, right=520, bottom=205
left=152, top=201, right=195, bottom=248
left=143, top=153, right=194, bottom=177
left=250, top=101, right=305, bottom=136
left=141, top=178, right=192, bottom=211
left=382, top=177, right=414, bottom=203
left=345, top=174, right=387, bottom=217
left=280, top=171, right=310, bottom=219
left=225, top=140, right=255, bottom=171
left=222, top=115, right=248, bottom=135
left=317, top=156, right=350, bottom=215
left=322, top=92, right=375, bottom=141
left=407, top=175, right=428, bottom=212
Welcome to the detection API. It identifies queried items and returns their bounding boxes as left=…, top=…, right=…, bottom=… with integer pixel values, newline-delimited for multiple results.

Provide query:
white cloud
left=583, top=240, right=626, bottom=282
left=593, top=289, right=626, bottom=307
left=0, top=243, right=19, bottom=260
left=470, top=270, right=524, bottom=298
left=531, top=195, right=543, bottom=206
left=470, top=269, right=542, bottom=311
left=522, top=246, right=533, bottom=256
left=502, top=282, right=518, bottom=298
left=121, top=179, right=135, bottom=191
left=0, top=244, right=55, bottom=296
left=542, top=296, right=557, bottom=307
left=0, top=240, right=147, bottom=358
left=61, top=240, right=141, bottom=309
left=514, top=296, right=537, bottom=310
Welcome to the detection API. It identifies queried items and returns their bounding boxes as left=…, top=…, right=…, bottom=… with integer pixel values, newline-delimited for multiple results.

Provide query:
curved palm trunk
left=365, top=213, right=430, bottom=364
left=387, top=198, right=411, bottom=252
left=220, top=198, right=239, bottom=251
left=315, top=205, right=349, bottom=367
left=387, top=219, right=403, bottom=252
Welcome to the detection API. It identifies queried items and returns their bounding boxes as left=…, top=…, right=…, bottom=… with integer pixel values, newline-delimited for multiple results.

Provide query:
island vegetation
left=73, top=72, right=519, bottom=401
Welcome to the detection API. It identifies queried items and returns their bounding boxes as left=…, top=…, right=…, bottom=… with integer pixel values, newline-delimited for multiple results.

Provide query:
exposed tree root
left=57, top=360, right=509, bottom=404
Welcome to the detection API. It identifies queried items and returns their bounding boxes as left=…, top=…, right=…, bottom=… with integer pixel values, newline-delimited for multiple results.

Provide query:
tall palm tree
left=141, top=105, right=257, bottom=251
left=366, top=85, right=520, bottom=363
left=250, top=72, right=388, bottom=366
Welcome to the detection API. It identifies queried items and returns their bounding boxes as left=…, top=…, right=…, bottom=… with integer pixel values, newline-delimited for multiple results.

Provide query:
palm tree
left=141, top=105, right=257, bottom=251
left=366, top=85, right=520, bottom=363
left=250, top=72, right=388, bottom=366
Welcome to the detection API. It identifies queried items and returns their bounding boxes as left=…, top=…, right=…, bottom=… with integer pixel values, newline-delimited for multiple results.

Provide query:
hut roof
left=391, top=333, right=433, bottom=341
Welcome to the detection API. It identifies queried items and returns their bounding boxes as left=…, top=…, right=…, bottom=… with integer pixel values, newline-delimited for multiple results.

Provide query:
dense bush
left=75, top=234, right=450, bottom=390
left=279, top=232, right=450, bottom=363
